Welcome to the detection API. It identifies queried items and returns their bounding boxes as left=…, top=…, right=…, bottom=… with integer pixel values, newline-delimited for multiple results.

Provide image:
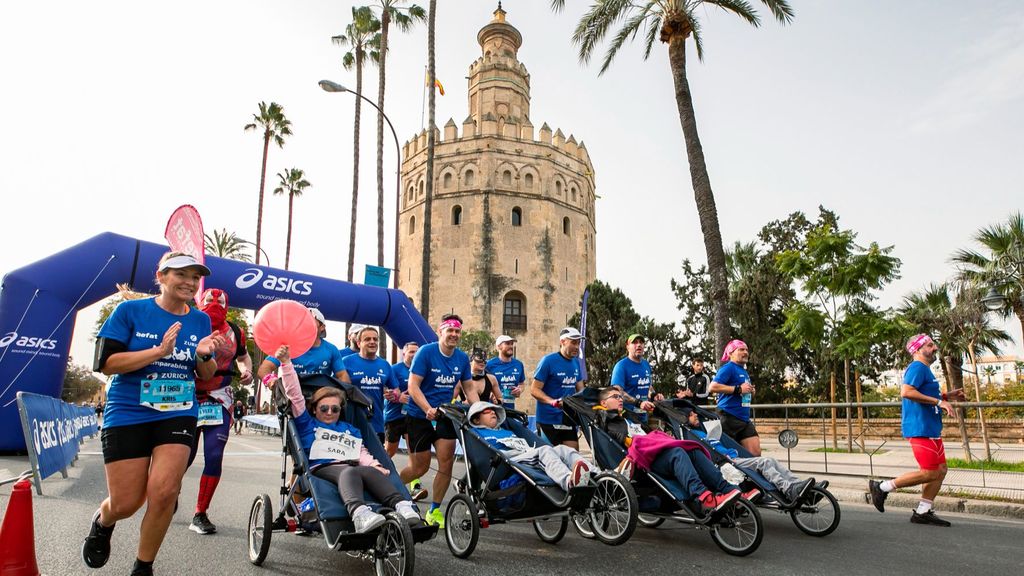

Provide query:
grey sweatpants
left=313, top=463, right=403, bottom=515
left=506, top=445, right=588, bottom=491
left=733, top=456, right=800, bottom=492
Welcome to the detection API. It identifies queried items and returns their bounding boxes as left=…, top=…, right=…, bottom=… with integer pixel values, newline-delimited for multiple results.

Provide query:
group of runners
left=80, top=250, right=963, bottom=575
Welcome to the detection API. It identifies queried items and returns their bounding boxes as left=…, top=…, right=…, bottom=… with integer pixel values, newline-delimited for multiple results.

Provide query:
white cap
left=348, top=323, right=366, bottom=335
left=159, top=254, right=211, bottom=276
left=467, top=401, right=506, bottom=428
left=559, top=327, right=584, bottom=341
left=495, top=335, right=516, bottom=346
left=308, top=308, right=326, bottom=324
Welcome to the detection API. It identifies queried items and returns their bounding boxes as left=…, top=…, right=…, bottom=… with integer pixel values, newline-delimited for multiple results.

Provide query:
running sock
left=916, top=499, right=933, bottom=514
left=880, top=480, right=896, bottom=492
left=196, top=474, right=221, bottom=514
left=428, top=502, right=440, bottom=513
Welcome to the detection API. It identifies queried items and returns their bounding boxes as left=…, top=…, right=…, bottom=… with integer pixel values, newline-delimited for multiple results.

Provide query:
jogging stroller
left=561, top=390, right=764, bottom=557
left=246, top=374, right=438, bottom=576
left=655, top=397, right=841, bottom=537
left=436, top=403, right=637, bottom=559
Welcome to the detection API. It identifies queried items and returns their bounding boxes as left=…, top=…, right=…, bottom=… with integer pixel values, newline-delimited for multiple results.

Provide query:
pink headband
left=439, top=318, right=462, bottom=331
left=721, top=339, right=748, bottom=362
left=261, top=373, right=278, bottom=388
left=906, top=334, right=933, bottom=356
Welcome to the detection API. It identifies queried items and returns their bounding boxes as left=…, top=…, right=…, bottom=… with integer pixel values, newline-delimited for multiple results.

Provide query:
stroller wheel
left=374, top=512, right=415, bottom=576
left=444, top=495, right=480, bottom=559
left=710, top=497, right=763, bottom=557
left=247, top=494, right=273, bottom=565
left=588, top=473, right=638, bottom=546
left=790, top=488, right=841, bottom=537
left=637, top=514, right=665, bottom=528
left=533, top=515, right=568, bottom=544
left=570, top=511, right=596, bottom=539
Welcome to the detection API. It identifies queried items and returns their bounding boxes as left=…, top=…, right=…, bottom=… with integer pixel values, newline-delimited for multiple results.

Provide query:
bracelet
left=734, top=385, right=741, bottom=395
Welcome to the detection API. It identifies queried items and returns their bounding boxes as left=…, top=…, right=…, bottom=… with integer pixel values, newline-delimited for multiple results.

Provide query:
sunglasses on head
left=317, top=404, right=341, bottom=415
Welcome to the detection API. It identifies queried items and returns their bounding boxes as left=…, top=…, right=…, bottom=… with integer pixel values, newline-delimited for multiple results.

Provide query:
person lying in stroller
left=275, top=345, right=422, bottom=533
left=677, top=406, right=817, bottom=503
left=468, top=401, right=594, bottom=491
left=593, top=386, right=759, bottom=514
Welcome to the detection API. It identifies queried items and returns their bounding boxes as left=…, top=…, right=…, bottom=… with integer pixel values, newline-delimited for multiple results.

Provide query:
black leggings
left=313, top=463, right=403, bottom=515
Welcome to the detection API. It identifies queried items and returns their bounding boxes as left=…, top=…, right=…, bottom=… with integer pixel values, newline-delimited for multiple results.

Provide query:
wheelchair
left=436, top=403, right=637, bottom=559
left=561, top=391, right=764, bottom=557
left=655, top=398, right=841, bottom=537
left=246, top=374, right=437, bottom=576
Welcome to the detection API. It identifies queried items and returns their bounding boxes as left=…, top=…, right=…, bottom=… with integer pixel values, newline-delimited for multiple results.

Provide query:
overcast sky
left=1, top=0, right=1022, bottom=371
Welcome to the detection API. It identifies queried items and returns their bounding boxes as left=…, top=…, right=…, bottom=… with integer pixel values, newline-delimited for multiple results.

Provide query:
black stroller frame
left=561, top=391, right=764, bottom=557
left=246, top=374, right=437, bottom=576
left=655, top=398, right=841, bottom=537
left=437, top=403, right=638, bottom=559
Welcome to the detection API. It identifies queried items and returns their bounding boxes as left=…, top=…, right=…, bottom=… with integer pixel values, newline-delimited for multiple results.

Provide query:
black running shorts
left=101, top=415, right=197, bottom=464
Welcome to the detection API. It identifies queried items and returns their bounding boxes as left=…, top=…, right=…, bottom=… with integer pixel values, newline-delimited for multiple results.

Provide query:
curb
left=829, top=486, right=1024, bottom=520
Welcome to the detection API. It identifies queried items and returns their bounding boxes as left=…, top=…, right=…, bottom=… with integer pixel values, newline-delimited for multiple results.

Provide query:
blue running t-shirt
left=533, top=352, right=581, bottom=425
left=98, top=298, right=212, bottom=428
left=486, top=357, right=526, bottom=408
left=901, top=361, right=943, bottom=438
left=611, top=357, right=653, bottom=404
left=342, top=354, right=397, bottom=434
left=407, top=343, right=471, bottom=419
left=385, top=362, right=412, bottom=423
left=714, top=361, right=751, bottom=421
left=265, top=339, right=345, bottom=376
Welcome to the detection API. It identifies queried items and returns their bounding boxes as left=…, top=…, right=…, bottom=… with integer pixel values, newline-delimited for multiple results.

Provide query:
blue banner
left=16, top=392, right=99, bottom=485
left=364, top=265, right=392, bottom=288
left=578, top=288, right=590, bottom=381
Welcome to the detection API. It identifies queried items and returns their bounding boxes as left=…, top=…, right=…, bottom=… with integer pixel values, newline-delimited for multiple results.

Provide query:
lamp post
left=237, top=240, right=271, bottom=268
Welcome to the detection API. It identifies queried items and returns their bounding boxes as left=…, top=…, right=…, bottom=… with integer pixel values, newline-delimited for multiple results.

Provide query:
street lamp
left=318, top=79, right=402, bottom=292
left=236, top=239, right=270, bottom=268
left=981, top=287, right=1005, bottom=311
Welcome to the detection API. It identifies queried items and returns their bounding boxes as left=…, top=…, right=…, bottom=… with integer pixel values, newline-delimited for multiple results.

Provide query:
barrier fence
left=13, top=391, right=100, bottom=494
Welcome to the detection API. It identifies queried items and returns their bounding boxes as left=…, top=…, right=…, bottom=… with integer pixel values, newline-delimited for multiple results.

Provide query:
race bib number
left=498, top=437, right=532, bottom=452
left=140, top=378, right=195, bottom=412
left=310, top=427, right=363, bottom=462
left=197, top=402, right=224, bottom=427
left=626, top=421, right=647, bottom=438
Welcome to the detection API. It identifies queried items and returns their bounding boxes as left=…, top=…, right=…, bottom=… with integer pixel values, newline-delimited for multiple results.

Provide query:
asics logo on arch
left=235, top=268, right=313, bottom=296
left=0, top=331, right=58, bottom=350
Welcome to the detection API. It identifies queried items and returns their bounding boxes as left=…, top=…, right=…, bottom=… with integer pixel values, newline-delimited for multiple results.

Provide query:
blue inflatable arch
left=0, top=231, right=436, bottom=451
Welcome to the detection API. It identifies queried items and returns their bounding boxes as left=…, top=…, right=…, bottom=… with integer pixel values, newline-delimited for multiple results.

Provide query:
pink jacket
left=626, top=430, right=712, bottom=471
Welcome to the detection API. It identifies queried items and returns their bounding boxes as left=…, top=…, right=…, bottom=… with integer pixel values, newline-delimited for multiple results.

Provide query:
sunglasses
left=607, top=394, right=624, bottom=400
left=317, top=404, right=341, bottom=415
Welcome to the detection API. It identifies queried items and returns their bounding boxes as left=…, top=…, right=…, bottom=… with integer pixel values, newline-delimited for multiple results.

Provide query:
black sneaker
left=271, top=515, right=289, bottom=531
left=130, top=561, right=154, bottom=576
left=786, top=478, right=815, bottom=503
left=189, top=512, right=217, bottom=535
left=868, top=480, right=888, bottom=513
left=82, top=509, right=115, bottom=569
left=910, top=510, right=951, bottom=527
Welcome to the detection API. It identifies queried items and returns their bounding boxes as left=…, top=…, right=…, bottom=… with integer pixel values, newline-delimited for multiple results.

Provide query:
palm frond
left=572, top=0, right=634, bottom=65
left=642, top=14, right=661, bottom=60
left=706, top=0, right=761, bottom=27
left=759, top=0, right=795, bottom=23
left=599, top=9, right=653, bottom=74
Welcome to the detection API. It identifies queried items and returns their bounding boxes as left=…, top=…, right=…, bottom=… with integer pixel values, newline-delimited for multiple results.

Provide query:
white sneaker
left=351, top=505, right=387, bottom=533
left=395, top=501, right=421, bottom=523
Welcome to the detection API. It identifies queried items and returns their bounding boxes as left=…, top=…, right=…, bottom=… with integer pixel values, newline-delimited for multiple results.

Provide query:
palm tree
left=1015, top=361, right=1024, bottom=384
left=421, top=0, right=437, bottom=321
left=372, top=1, right=425, bottom=272
left=204, top=228, right=252, bottom=262
left=332, top=7, right=381, bottom=283
left=952, top=212, right=1024, bottom=337
left=244, top=102, right=293, bottom=266
left=982, top=365, right=997, bottom=385
left=551, top=0, right=793, bottom=356
left=272, top=168, right=312, bottom=270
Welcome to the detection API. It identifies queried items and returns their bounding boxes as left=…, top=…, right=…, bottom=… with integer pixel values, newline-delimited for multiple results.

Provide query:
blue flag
left=364, top=265, right=392, bottom=288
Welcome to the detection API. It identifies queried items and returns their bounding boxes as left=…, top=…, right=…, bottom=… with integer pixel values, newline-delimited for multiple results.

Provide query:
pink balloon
left=252, top=300, right=318, bottom=359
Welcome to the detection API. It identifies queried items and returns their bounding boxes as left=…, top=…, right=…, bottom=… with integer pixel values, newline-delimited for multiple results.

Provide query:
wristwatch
left=200, top=352, right=215, bottom=362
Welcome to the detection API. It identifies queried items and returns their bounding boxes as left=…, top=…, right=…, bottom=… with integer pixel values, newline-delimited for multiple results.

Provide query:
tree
left=333, top=7, right=381, bottom=283
left=420, top=0, right=437, bottom=321
left=552, top=0, right=794, bottom=357
left=62, top=359, right=105, bottom=403
left=633, top=316, right=686, bottom=397
left=272, top=167, right=312, bottom=270
left=952, top=212, right=1024, bottom=338
left=457, top=329, right=494, bottom=357
left=982, top=365, right=997, bottom=385
left=1015, top=361, right=1024, bottom=384
left=569, top=280, right=642, bottom=387
left=244, top=102, right=293, bottom=266
left=204, top=228, right=252, bottom=262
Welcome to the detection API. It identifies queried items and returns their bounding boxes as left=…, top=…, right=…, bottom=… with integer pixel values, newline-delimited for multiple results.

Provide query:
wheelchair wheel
left=790, top=488, right=841, bottom=537
left=533, top=516, right=568, bottom=544
left=709, top=497, right=763, bottom=557
left=444, top=495, right=479, bottom=559
left=247, top=494, right=273, bottom=565
left=570, top=511, right=596, bottom=539
left=374, top=512, right=415, bottom=576
left=588, top=473, right=638, bottom=546
left=637, top=514, right=665, bottom=528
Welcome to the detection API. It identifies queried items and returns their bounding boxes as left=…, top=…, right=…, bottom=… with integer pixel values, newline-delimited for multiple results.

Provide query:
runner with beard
left=186, top=288, right=253, bottom=535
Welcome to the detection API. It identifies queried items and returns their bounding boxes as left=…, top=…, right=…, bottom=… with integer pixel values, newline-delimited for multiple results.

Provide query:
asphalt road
left=4, top=432, right=1021, bottom=576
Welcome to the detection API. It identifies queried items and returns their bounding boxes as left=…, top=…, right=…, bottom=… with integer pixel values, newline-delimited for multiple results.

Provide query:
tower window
left=555, top=181, right=562, bottom=196
left=419, top=180, right=425, bottom=197
left=464, top=169, right=475, bottom=187
left=452, top=205, right=463, bottom=226
left=511, top=207, right=522, bottom=227
left=524, top=173, right=534, bottom=189
left=503, top=170, right=512, bottom=186
left=409, top=215, right=416, bottom=235
left=563, top=217, right=570, bottom=236
left=571, top=187, right=577, bottom=202
left=503, top=291, right=527, bottom=333
left=444, top=172, right=453, bottom=189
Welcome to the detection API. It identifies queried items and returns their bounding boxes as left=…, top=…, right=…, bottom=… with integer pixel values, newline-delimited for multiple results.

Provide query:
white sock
left=880, top=480, right=896, bottom=492
left=916, top=499, right=933, bottom=514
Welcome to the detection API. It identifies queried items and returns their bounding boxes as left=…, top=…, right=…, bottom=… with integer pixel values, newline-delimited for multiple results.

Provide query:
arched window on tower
left=419, top=180, right=425, bottom=197
left=409, top=215, right=416, bottom=235
left=464, top=169, right=475, bottom=187
left=502, top=170, right=512, bottom=186
left=571, top=187, right=577, bottom=202
left=511, top=207, right=522, bottom=227
left=503, top=291, right=527, bottom=333
left=563, top=217, right=570, bottom=236
left=452, top=205, right=463, bottom=225
left=524, top=173, right=534, bottom=190
left=555, top=181, right=563, bottom=196
left=443, top=172, right=453, bottom=189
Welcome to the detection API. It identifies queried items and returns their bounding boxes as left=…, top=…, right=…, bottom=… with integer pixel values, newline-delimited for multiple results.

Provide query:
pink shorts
left=909, top=437, right=946, bottom=470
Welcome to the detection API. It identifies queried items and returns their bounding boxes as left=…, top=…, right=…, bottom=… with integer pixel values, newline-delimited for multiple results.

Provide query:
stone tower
left=398, top=5, right=597, bottom=402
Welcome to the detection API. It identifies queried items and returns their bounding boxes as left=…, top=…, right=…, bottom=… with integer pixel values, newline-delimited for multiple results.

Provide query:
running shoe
left=189, top=512, right=217, bottom=535
left=395, top=501, right=422, bottom=524
left=82, top=509, right=114, bottom=569
left=130, top=561, right=153, bottom=576
left=699, top=489, right=741, bottom=513
left=786, top=478, right=815, bottom=502
left=868, top=480, right=888, bottom=513
left=424, top=507, right=445, bottom=529
left=352, top=505, right=387, bottom=534
left=570, top=460, right=592, bottom=488
left=910, top=510, right=951, bottom=527
left=741, top=488, right=762, bottom=502
left=614, top=457, right=635, bottom=481
left=408, top=479, right=428, bottom=501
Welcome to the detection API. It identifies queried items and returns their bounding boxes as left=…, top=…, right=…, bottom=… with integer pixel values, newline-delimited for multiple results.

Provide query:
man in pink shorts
left=869, top=334, right=964, bottom=526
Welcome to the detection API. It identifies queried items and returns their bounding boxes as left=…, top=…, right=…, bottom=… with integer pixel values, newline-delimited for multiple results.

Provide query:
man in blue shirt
left=531, top=327, right=587, bottom=450
left=399, top=313, right=476, bottom=528
left=384, top=341, right=418, bottom=458
left=341, top=326, right=399, bottom=443
left=707, top=339, right=761, bottom=456
left=869, top=334, right=963, bottom=527
left=339, top=323, right=363, bottom=359
left=486, top=334, right=525, bottom=410
left=256, top=307, right=347, bottom=381
left=610, top=333, right=660, bottom=412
